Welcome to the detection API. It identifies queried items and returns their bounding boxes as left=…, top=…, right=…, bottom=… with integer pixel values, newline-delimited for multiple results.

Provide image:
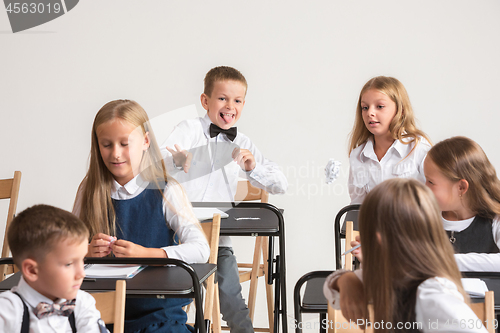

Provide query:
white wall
left=1, top=0, right=500, bottom=329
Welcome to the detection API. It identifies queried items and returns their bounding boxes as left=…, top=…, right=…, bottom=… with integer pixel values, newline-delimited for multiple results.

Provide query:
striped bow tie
left=34, top=299, right=76, bottom=319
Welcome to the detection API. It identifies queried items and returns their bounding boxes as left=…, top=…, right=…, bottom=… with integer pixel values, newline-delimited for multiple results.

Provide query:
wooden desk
left=0, top=258, right=216, bottom=333
left=193, top=202, right=287, bottom=333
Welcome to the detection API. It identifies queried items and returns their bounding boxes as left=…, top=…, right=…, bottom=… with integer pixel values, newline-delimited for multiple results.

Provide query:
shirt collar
left=392, top=138, right=409, bottom=158
left=201, top=114, right=212, bottom=139
left=15, top=276, right=67, bottom=308
left=360, top=138, right=377, bottom=162
left=111, top=174, right=148, bottom=196
left=360, top=137, right=408, bottom=161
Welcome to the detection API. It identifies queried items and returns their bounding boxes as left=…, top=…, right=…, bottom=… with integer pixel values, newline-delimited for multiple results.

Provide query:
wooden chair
left=344, top=221, right=359, bottom=271
left=200, top=213, right=222, bottom=333
left=233, top=180, right=274, bottom=332
left=327, top=304, right=373, bottom=333
left=294, top=205, right=360, bottom=333
left=327, top=220, right=368, bottom=333
left=470, top=291, right=495, bottom=333
left=91, top=280, right=126, bottom=333
left=0, top=171, right=21, bottom=281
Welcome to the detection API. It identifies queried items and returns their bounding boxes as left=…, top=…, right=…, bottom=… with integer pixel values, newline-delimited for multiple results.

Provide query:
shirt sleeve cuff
left=323, top=269, right=347, bottom=309
left=246, top=163, right=264, bottom=179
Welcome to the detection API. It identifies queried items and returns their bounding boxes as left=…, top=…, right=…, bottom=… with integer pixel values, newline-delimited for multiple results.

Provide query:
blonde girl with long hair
left=73, top=100, right=209, bottom=333
left=324, top=178, right=487, bottom=332
left=348, top=76, right=431, bottom=204
left=424, top=136, right=500, bottom=272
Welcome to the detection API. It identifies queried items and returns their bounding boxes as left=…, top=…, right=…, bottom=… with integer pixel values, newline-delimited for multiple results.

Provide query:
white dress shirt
left=445, top=215, right=500, bottom=272
left=161, top=114, right=288, bottom=247
left=0, top=276, right=103, bottom=333
left=73, top=175, right=210, bottom=264
left=323, top=271, right=487, bottom=333
left=348, top=136, right=431, bottom=204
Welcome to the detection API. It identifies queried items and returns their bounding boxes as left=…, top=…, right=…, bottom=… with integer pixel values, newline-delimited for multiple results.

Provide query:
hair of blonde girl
left=427, top=136, right=500, bottom=219
left=348, top=76, right=431, bottom=155
left=359, top=178, right=466, bottom=332
left=76, top=99, right=198, bottom=239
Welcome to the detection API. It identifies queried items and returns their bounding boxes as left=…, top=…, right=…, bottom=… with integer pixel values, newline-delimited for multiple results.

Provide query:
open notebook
left=461, top=278, right=489, bottom=298
left=85, top=264, right=145, bottom=279
left=192, top=207, right=229, bottom=221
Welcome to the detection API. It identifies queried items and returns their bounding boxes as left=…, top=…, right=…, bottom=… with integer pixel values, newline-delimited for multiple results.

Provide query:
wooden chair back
left=327, top=220, right=368, bottom=332
left=0, top=171, right=21, bottom=281
left=344, top=221, right=359, bottom=271
left=469, top=291, right=495, bottom=333
left=201, top=213, right=222, bottom=333
left=91, top=280, right=126, bottom=333
left=235, top=180, right=269, bottom=203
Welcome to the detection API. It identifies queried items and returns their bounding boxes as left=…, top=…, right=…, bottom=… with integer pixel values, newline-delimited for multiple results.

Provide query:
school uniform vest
left=445, top=216, right=499, bottom=254
left=112, top=186, right=193, bottom=333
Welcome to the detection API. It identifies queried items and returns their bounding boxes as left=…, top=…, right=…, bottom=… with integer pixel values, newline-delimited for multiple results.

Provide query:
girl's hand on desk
left=88, top=233, right=114, bottom=257
left=112, top=240, right=167, bottom=258
left=351, top=235, right=362, bottom=262
left=337, top=272, right=366, bottom=325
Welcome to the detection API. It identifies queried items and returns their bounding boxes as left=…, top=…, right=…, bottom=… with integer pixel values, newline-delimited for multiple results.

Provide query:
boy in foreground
left=0, top=204, right=105, bottom=332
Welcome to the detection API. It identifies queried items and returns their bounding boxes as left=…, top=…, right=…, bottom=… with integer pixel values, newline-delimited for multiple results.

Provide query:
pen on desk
left=341, top=244, right=361, bottom=256
left=83, top=278, right=96, bottom=282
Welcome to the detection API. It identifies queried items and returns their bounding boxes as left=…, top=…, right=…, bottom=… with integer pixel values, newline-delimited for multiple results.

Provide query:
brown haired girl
left=424, top=136, right=500, bottom=271
left=348, top=76, right=431, bottom=204
left=73, top=100, right=209, bottom=333
left=324, top=178, right=486, bottom=332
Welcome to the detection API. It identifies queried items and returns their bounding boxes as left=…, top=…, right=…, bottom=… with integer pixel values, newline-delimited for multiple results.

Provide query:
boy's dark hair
left=204, top=66, right=248, bottom=97
left=7, top=204, right=89, bottom=268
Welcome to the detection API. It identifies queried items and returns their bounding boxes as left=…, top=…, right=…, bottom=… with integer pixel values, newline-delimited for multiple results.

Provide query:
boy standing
left=163, top=66, right=287, bottom=333
left=0, top=204, right=105, bottom=332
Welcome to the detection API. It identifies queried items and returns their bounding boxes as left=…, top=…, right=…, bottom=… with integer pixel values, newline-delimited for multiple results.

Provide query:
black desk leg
left=268, top=236, right=274, bottom=285
left=279, top=232, right=288, bottom=333
left=320, top=313, right=326, bottom=333
left=205, top=319, right=211, bottom=333
left=273, top=254, right=281, bottom=333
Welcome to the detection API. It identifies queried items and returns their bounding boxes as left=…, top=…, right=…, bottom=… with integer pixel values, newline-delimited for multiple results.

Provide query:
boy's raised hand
left=88, top=233, right=115, bottom=257
left=232, top=148, right=256, bottom=171
left=112, top=239, right=168, bottom=258
left=166, top=144, right=192, bottom=173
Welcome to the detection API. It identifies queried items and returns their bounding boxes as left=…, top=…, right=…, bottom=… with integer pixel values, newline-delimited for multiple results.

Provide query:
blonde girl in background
left=73, top=100, right=209, bottom=333
left=324, top=178, right=487, bottom=332
left=425, top=136, right=500, bottom=271
left=348, top=76, right=431, bottom=204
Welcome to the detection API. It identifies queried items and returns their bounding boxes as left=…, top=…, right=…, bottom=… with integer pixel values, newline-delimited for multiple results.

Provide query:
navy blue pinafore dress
left=112, top=186, right=193, bottom=333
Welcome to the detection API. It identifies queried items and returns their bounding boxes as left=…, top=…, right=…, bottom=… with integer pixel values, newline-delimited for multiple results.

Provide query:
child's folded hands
left=88, top=233, right=115, bottom=257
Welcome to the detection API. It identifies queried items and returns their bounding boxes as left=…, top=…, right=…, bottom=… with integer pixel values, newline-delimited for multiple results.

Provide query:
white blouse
left=348, top=136, right=431, bottom=204
left=323, top=271, right=487, bottom=333
left=73, top=175, right=209, bottom=264
left=445, top=215, right=500, bottom=272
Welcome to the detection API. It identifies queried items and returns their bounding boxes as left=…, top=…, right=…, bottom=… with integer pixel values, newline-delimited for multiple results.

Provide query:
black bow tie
left=209, top=124, right=237, bottom=141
